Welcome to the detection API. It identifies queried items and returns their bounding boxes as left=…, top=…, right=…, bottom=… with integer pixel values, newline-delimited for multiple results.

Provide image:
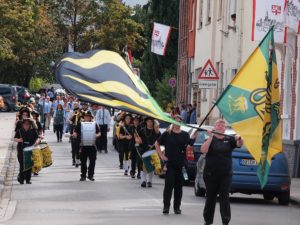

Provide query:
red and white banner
left=285, top=0, right=300, bottom=33
left=151, top=22, right=171, bottom=56
left=252, top=0, right=286, bottom=43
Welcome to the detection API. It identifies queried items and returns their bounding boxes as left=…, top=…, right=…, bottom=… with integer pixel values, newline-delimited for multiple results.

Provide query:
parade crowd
left=2, top=88, right=243, bottom=225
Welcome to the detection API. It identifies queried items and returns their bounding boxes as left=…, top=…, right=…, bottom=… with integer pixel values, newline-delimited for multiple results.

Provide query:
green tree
left=154, top=73, right=175, bottom=110
left=138, top=0, right=179, bottom=94
left=0, top=0, right=63, bottom=86
left=82, top=0, right=146, bottom=54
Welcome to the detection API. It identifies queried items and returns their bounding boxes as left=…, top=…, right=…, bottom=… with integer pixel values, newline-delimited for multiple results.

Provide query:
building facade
left=180, top=0, right=300, bottom=177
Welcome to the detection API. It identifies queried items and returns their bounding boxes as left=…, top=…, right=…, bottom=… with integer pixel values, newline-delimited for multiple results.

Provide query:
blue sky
left=123, top=0, right=148, bottom=6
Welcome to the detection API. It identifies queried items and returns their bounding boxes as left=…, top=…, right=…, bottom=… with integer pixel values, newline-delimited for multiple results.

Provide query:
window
left=189, top=0, right=195, bottom=31
left=0, top=87, right=10, bottom=95
left=198, top=0, right=203, bottom=29
left=229, top=0, right=237, bottom=22
left=218, top=0, right=223, bottom=20
left=206, top=0, right=211, bottom=25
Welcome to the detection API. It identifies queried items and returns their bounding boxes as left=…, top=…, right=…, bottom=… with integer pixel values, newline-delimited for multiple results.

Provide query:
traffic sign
left=197, top=59, right=219, bottom=80
left=168, top=77, right=176, bottom=88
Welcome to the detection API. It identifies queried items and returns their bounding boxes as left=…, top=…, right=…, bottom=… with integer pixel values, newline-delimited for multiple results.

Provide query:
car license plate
left=240, top=159, right=257, bottom=166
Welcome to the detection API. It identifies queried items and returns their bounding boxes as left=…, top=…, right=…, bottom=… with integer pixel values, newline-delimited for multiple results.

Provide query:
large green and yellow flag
left=216, top=27, right=282, bottom=188
left=55, top=50, right=177, bottom=124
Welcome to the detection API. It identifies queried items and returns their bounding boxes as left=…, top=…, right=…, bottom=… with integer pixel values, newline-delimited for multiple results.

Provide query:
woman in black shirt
left=119, top=114, right=133, bottom=175
left=155, top=114, right=197, bottom=215
left=136, top=117, right=160, bottom=188
left=14, top=118, right=40, bottom=184
left=200, top=119, right=243, bottom=225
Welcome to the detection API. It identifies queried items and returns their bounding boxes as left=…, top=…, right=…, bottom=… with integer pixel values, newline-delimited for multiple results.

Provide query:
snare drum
left=23, top=146, right=36, bottom=171
left=32, top=148, right=43, bottom=173
left=142, top=150, right=161, bottom=173
left=39, top=142, right=53, bottom=168
left=81, top=122, right=96, bottom=146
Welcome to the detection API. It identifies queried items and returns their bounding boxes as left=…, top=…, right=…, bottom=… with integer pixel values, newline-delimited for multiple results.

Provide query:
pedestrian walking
left=155, top=114, right=197, bottom=215
left=95, top=105, right=111, bottom=153
left=34, top=96, right=44, bottom=129
left=43, top=96, right=52, bottom=130
left=73, top=111, right=101, bottom=181
left=14, top=118, right=40, bottom=184
left=53, top=104, right=64, bottom=142
left=63, top=98, right=71, bottom=133
left=180, top=105, right=187, bottom=123
left=136, top=117, right=161, bottom=188
left=200, top=119, right=243, bottom=225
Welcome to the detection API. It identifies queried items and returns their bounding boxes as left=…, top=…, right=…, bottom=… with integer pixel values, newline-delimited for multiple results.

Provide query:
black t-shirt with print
left=138, top=128, right=161, bottom=155
left=157, top=130, right=193, bottom=167
left=205, top=136, right=238, bottom=175
left=14, top=128, right=39, bottom=152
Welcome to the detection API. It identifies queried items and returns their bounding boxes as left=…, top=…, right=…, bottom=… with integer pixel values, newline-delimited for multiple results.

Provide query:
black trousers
left=163, top=164, right=183, bottom=210
left=80, top=146, right=97, bottom=178
left=17, top=151, right=32, bottom=182
left=130, top=145, right=142, bottom=175
left=97, top=125, right=108, bottom=152
left=55, top=124, right=63, bottom=141
left=71, top=137, right=80, bottom=163
left=203, top=172, right=232, bottom=224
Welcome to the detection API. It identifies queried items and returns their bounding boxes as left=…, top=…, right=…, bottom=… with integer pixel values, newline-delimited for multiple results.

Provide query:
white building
left=190, top=0, right=300, bottom=177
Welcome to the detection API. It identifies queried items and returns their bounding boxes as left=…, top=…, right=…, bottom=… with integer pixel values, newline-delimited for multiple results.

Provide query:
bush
left=29, top=77, right=48, bottom=92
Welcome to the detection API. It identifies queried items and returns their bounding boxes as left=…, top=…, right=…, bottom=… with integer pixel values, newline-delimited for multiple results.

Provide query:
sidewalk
left=0, top=113, right=15, bottom=191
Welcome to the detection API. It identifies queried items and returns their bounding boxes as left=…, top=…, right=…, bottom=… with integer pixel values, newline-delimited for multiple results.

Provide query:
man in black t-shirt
left=73, top=111, right=101, bottom=181
left=200, top=119, right=243, bottom=225
left=155, top=114, right=197, bottom=215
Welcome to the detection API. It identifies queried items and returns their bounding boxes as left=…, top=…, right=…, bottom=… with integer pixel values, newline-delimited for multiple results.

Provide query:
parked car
left=15, top=86, right=31, bottom=104
left=182, top=125, right=212, bottom=183
left=0, top=84, right=18, bottom=112
left=194, top=128, right=291, bottom=205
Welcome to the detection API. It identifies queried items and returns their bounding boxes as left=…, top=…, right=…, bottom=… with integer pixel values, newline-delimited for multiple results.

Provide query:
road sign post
left=168, top=77, right=176, bottom=106
left=197, top=59, right=219, bottom=89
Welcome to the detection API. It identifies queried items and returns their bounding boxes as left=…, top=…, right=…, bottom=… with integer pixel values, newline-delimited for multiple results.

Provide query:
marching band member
left=31, top=111, right=43, bottom=136
left=129, top=115, right=142, bottom=179
left=15, top=106, right=31, bottom=132
left=73, top=111, right=101, bottom=181
left=69, top=103, right=82, bottom=166
left=155, top=114, right=197, bottom=215
left=14, top=118, right=40, bottom=184
left=119, top=114, right=132, bottom=175
left=135, top=117, right=161, bottom=188
left=95, top=105, right=111, bottom=153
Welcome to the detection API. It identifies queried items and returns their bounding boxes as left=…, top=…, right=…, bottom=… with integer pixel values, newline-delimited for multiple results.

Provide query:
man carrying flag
left=198, top=26, right=282, bottom=225
left=215, top=26, right=282, bottom=189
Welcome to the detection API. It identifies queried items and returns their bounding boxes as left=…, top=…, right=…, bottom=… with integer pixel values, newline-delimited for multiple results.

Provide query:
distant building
left=177, top=0, right=300, bottom=177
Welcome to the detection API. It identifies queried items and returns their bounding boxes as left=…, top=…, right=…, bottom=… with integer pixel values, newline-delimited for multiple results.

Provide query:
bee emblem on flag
left=228, top=95, right=248, bottom=115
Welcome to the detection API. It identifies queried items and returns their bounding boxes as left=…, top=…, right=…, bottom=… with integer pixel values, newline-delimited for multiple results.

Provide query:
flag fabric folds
left=151, top=22, right=172, bottom=56
left=285, top=0, right=300, bottom=33
left=55, top=50, right=178, bottom=125
left=216, top=28, right=282, bottom=188
left=252, top=0, right=286, bottom=43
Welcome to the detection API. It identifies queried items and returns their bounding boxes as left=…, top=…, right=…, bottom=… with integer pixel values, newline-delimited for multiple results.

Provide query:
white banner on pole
left=286, top=0, right=300, bottom=33
left=252, top=0, right=286, bottom=43
left=151, top=22, right=172, bottom=56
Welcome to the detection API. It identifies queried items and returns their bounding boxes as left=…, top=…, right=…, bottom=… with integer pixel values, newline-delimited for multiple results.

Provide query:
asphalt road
left=2, top=115, right=300, bottom=225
